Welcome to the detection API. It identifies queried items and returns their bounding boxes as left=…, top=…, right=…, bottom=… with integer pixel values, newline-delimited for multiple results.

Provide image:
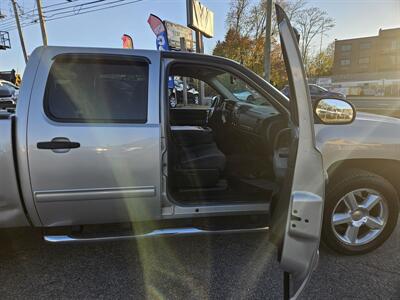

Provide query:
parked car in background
left=170, top=78, right=199, bottom=106
left=233, top=90, right=254, bottom=102
left=0, top=80, right=19, bottom=109
left=0, top=70, right=21, bottom=86
left=281, top=83, right=346, bottom=102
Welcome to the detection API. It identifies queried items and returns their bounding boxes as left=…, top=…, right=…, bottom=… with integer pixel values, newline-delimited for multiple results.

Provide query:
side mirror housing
left=314, top=98, right=356, bottom=125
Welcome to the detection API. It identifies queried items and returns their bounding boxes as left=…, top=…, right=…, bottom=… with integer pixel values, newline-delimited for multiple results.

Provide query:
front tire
left=322, top=169, right=399, bottom=255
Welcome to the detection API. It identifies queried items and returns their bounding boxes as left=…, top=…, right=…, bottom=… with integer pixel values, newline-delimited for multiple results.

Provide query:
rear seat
left=171, top=126, right=214, bottom=146
left=171, top=126, right=226, bottom=188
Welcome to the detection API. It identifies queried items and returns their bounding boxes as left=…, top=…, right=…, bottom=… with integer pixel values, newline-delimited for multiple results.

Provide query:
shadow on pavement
left=0, top=223, right=399, bottom=299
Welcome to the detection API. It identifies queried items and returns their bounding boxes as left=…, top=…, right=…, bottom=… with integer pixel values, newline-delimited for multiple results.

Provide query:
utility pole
left=180, top=37, right=188, bottom=106
left=36, top=0, right=48, bottom=45
left=264, top=0, right=273, bottom=82
left=11, top=0, right=28, bottom=63
left=195, top=31, right=205, bottom=104
left=319, top=22, right=324, bottom=55
left=195, top=31, right=203, bottom=53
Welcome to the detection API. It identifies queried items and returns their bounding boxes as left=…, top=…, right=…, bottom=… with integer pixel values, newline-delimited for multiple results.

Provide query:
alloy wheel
left=331, top=188, right=388, bottom=246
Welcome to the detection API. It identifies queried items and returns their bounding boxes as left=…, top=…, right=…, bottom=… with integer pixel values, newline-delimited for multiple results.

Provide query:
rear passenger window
left=45, top=56, right=149, bottom=123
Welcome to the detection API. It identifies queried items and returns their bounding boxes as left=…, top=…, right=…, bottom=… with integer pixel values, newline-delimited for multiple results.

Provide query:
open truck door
left=271, top=5, right=324, bottom=299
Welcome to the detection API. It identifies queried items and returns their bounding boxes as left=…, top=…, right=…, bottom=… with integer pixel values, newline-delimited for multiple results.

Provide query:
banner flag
left=148, top=14, right=173, bottom=88
left=147, top=14, right=170, bottom=51
left=122, top=34, right=134, bottom=49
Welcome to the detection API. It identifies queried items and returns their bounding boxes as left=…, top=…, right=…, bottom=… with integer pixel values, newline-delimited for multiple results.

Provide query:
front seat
left=171, top=127, right=226, bottom=188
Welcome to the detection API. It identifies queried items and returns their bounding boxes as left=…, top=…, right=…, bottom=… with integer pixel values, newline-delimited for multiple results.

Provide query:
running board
left=44, top=226, right=269, bottom=244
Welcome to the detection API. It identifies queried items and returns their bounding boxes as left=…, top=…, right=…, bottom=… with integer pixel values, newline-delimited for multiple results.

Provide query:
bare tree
left=227, top=0, right=306, bottom=39
left=249, top=3, right=267, bottom=39
left=284, top=0, right=307, bottom=20
left=248, top=0, right=306, bottom=39
left=227, top=0, right=251, bottom=35
left=295, top=6, right=335, bottom=67
left=218, top=0, right=335, bottom=84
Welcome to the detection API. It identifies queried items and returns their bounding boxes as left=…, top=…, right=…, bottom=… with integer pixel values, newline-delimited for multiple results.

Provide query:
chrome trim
left=44, top=226, right=269, bottom=243
left=35, top=186, right=156, bottom=203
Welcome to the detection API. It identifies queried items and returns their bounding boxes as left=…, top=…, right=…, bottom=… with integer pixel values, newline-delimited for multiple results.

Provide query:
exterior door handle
left=37, top=138, right=80, bottom=150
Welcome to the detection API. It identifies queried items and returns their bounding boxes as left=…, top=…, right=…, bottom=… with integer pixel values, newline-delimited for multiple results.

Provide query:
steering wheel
left=207, top=95, right=221, bottom=123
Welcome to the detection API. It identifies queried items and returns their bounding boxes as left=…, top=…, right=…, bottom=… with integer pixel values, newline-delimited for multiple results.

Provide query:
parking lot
left=0, top=222, right=398, bottom=300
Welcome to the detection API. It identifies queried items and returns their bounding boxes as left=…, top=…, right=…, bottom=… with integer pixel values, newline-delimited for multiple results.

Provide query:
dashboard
left=221, top=99, right=288, bottom=149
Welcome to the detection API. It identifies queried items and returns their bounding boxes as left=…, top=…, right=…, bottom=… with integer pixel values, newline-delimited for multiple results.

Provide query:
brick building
left=333, top=27, right=400, bottom=81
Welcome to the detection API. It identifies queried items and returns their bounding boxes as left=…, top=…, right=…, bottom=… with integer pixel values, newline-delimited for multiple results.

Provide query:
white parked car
left=0, top=80, right=19, bottom=108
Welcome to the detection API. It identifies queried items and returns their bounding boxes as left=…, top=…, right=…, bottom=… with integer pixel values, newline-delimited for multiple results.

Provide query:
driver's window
left=168, top=75, right=217, bottom=109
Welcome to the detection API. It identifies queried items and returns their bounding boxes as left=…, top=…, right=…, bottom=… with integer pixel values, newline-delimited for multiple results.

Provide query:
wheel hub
left=351, top=209, right=368, bottom=227
left=351, top=209, right=364, bottom=221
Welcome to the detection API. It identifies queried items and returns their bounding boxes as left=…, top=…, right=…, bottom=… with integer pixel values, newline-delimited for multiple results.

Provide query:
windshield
left=311, top=84, right=328, bottom=92
left=215, top=73, right=271, bottom=106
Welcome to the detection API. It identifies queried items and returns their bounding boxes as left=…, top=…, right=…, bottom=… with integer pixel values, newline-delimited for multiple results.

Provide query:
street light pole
left=11, top=0, right=28, bottom=63
left=264, top=0, right=273, bottom=82
left=36, top=0, right=48, bottom=46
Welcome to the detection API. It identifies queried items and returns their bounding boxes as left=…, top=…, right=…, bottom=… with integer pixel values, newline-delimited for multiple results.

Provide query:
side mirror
left=315, top=98, right=356, bottom=125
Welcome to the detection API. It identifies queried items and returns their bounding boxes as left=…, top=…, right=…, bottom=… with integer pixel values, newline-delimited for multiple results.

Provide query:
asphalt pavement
left=0, top=222, right=399, bottom=300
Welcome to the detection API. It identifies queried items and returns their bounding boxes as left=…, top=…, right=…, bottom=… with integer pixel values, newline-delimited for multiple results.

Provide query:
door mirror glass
left=315, top=98, right=355, bottom=124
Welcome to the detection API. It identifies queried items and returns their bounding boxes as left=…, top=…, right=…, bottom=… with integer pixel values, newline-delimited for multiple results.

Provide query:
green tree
left=307, top=43, right=334, bottom=78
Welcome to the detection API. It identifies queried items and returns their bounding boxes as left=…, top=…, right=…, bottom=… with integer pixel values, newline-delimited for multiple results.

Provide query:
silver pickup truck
left=0, top=6, right=397, bottom=298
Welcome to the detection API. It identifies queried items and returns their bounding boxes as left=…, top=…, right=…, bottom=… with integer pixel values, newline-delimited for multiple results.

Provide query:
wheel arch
left=327, top=158, right=400, bottom=203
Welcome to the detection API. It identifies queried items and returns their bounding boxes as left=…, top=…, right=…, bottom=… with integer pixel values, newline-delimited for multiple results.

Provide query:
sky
left=0, top=0, right=399, bottom=73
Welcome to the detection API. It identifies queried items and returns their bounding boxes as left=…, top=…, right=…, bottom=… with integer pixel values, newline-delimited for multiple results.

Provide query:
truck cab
left=0, top=6, right=357, bottom=299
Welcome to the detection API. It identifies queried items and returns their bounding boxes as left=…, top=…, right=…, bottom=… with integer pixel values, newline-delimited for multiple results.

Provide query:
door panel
left=27, top=48, right=162, bottom=226
left=272, top=5, right=325, bottom=299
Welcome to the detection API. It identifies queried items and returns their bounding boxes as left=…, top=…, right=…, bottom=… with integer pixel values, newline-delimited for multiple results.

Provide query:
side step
left=44, top=226, right=269, bottom=244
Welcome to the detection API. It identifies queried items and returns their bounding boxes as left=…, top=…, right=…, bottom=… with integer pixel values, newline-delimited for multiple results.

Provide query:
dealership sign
left=187, top=0, right=214, bottom=38
left=164, top=20, right=194, bottom=51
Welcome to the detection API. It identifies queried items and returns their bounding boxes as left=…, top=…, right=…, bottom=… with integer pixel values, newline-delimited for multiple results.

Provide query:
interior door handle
left=37, top=138, right=80, bottom=150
